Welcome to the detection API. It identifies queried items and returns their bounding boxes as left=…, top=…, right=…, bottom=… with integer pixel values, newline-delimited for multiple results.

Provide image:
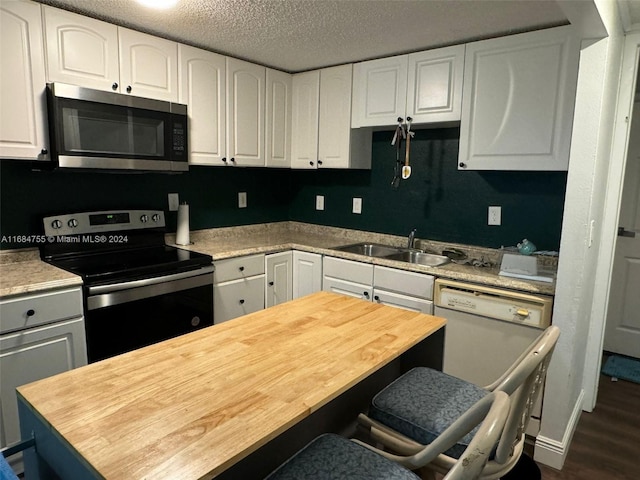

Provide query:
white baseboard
left=533, top=389, right=584, bottom=470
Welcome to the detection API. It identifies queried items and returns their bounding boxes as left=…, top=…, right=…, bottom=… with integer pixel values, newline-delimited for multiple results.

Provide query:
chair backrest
left=443, top=391, right=510, bottom=480
left=489, top=325, right=560, bottom=464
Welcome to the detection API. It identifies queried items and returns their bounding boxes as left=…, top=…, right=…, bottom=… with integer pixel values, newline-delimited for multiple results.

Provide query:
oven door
left=85, top=267, right=214, bottom=362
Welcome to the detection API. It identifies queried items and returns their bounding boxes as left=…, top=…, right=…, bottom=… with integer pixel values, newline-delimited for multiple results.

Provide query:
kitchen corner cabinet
left=226, top=58, right=265, bottom=167
left=292, top=65, right=371, bottom=170
left=458, top=25, right=579, bottom=171
left=0, top=287, right=87, bottom=460
left=178, top=45, right=226, bottom=165
left=292, top=251, right=322, bottom=299
left=214, top=254, right=265, bottom=324
left=265, top=69, right=292, bottom=168
left=351, top=45, right=464, bottom=128
left=265, top=251, right=293, bottom=307
left=44, top=7, right=178, bottom=102
left=0, top=0, right=49, bottom=160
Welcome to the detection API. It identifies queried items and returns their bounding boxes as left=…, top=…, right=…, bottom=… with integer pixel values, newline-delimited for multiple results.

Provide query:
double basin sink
left=332, top=242, right=450, bottom=267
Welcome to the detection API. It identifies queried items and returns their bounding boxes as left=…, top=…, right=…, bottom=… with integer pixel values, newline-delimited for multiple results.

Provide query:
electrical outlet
left=488, top=206, right=501, bottom=226
left=316, top=195, right=325, bottom=211
left=352, top=197, right=362, bottom=214
left=238, top=192, right=247, bottom=208
left=168, top=193, right=179, bottom=211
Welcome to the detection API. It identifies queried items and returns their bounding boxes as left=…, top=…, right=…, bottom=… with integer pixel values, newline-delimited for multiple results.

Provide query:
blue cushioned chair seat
left=265, top=433, right=421, bottom=480
left=369, top=367, right=489, bottom=459
left=1, top=455, right=18, bottom=480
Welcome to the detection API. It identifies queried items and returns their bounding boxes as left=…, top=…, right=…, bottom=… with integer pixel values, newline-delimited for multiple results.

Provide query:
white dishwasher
left=434, top=278, right=553, bottom=435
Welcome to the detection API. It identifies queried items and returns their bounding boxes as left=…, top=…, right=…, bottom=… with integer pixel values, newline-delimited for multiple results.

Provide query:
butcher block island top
left=17, top=292, right=446, bottom=480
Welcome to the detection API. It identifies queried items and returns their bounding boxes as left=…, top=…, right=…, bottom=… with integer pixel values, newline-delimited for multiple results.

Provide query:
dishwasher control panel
left=434, top=279, right=552, bottom=328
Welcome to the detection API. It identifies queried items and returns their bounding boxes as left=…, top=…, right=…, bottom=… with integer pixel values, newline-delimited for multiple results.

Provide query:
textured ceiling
left=35, top=0, right=569, bottom=73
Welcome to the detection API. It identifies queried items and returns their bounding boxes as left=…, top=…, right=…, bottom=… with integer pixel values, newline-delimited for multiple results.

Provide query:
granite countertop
left=167, top=222, right=557, bottom=296
left=0, top=249, right=82, bottom=299
left=0, top=222, right=557, bottom=298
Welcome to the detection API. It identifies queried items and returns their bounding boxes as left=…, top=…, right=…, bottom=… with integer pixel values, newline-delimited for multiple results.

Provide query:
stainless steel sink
left=332, top=243, right=407, bottom=258
left=385, top=250, right=451, bottom=267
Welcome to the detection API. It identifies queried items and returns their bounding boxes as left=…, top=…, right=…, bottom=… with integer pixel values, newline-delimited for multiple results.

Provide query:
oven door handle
left=87, top=265, right=215, bottom=295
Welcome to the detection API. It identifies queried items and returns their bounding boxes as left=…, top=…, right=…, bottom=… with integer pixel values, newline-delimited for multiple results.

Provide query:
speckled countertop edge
left=166, top=222, right=557, bottom=296
left=0, top=248, right=82, bottom=299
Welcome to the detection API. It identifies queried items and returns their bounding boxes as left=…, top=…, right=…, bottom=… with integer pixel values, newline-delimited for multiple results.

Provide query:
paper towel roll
left=176, top=203, right=190, bottom=245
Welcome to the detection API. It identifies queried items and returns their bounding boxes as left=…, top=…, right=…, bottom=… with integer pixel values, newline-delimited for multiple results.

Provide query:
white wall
left=534, top=0, right=625, bottom=469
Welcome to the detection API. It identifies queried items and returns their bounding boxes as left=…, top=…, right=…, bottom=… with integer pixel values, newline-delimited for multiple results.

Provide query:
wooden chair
left=357, top=325, right=560, bottom=480
left=264, top=391, right=510, bottom=480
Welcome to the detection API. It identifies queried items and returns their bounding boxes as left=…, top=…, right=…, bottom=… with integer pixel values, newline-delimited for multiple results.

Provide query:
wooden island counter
left=17, top=292, right=446, bottom=479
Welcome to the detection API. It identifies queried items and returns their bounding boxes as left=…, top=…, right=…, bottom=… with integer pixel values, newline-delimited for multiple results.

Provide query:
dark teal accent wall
left=0, top=162, right=291, bottom=249
left=289, top=128, right=567, bottom=251
left=0, top=128, right=567, bottom=251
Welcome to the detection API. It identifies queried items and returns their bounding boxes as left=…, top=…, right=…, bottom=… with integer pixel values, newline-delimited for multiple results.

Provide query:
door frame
left=583, top=32, right=640, bottom=411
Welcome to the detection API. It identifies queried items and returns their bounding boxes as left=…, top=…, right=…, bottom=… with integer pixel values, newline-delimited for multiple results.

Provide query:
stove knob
left=151, top=214, right=161, bottom=222
left=140, top=214, right=149, bottom=223
left=68, top=218, right=78, bottom=228
left=51, top=219, right=62, bottom=229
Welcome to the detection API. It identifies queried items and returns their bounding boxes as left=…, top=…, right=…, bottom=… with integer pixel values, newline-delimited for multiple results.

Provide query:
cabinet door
left=119, top=28, right=178, bottom=102
left=323, top=277, right=372, bottom=301
left=318, top=64, right=353, bottom=169
left=459, top=26, right=579, bottom=171
left=226, top=58, right=265, bottom=167
left=351, top=55, right=408, bottom=128
left=291, top=70, right=320, bottom=169
left=214, top=276, right=265, bottom=324
left=178, top=45, right=226, bottom=165
left=0, top=317, right=87, bottom=448
left=406, top=45, right=464, bottom=124
left=265, top=69, right=292, bottom=168
left=0, top=1, right=49, bottom=160
left=292, top=251, right=322, bottom=299
left=373, top=289, right=433, bottom=314
left=265, top=251, right=293, bottom=307
left=43, top=6, right=119, bottom=92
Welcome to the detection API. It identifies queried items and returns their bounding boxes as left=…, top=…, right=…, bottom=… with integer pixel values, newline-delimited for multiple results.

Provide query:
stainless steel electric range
left=41, top=209, right=214, bottom=363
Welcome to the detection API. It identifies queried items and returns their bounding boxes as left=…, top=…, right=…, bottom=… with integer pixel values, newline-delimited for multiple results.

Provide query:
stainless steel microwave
left=46, top=83, right=188, bottom=172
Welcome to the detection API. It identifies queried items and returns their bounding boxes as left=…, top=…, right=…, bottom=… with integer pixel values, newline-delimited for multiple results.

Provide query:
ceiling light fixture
left=136, top=0, right=179, bottom=10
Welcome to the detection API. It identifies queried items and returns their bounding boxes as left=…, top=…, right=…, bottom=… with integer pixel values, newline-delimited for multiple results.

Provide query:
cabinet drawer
left=0, top=287, right=83, bottom=334
left=374, top=266, right=434, bottom=300
left=214, top=254, right=265, bottom=283
left=323, top=257, right=373, bottom=285
left=323, top=277, right=371, bottom=301
left=373, top=289, right=433, bottom=314
left=213, top=276, right=265, bottom=324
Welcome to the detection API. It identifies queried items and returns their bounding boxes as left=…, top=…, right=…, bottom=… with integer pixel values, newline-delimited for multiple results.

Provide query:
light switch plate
left=352, top=197, right=362, bottom=214
left=168, top=193, right=179, bottom=211
left=316, top=195, right=325, bottom=211
left=238, top=192, right=247, bottom=208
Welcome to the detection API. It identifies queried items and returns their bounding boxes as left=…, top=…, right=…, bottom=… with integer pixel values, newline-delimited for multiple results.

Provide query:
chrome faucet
left=407, top=228, right=417, bottom=249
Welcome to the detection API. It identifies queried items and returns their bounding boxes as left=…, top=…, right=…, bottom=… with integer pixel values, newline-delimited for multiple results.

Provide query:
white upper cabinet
left=226, top=58, right=265, bottom=167
left=352, top=55, right=408, bottom=128
left=318, top=64, right=354, bottom=168
left=458, top=26, right=579, bottom=171
left=292, top=64, right=370, bottom=170
left=0, top=0, right=49, bottom=160
left=291, top=70, right=320, bottom=169
left=406, top=45, right=464, bottom=124
left=43, top=6, right=119, bottom=92
left=265, top=68, right=292, bottom=168
left=118, top=28, right=178, bottom=102
left=43, top=6, right=178, bottom=102
left=178, top=44, right=226, bottom=165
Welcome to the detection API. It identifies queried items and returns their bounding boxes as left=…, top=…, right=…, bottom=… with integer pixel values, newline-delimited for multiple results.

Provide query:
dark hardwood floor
left=536, top=372, right=640, bottom=479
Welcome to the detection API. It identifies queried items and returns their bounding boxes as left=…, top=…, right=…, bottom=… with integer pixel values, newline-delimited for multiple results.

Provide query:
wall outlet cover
left=352, top=197, right=362, bottom=214
left=238, top=192, right=247, bottom=208
left=316, top=195, right=325, bottom=211
left=168, top=193, right=179, bottom=211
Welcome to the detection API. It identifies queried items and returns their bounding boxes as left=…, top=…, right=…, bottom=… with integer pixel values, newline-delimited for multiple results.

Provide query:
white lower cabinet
left=265, top=251, right=293, bottom=308
left=214, top=254, right=265, bottom=323
left=292, top=251, right=322, bottom=299
left=0, top=287, right=87, bottom=472
left=322, top=257, right=434, bottom=313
